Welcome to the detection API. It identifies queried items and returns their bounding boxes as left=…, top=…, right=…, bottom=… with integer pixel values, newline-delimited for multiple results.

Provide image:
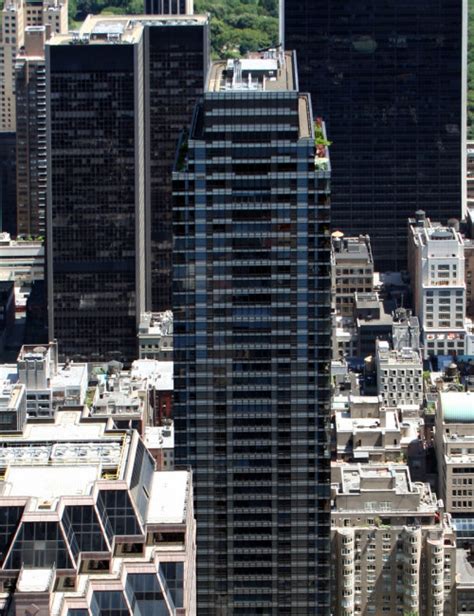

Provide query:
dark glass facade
left=16, top=50, right=47, bottom=237
left=284, top=0, right=465, bottom=271
left=146, top=23, right=209, bottom=311
left=96, top=489, right=143, bottom=538
left=0, top=506, right=23, bottom=564
left=0, top=132, right=16, bottom=236
left=145, top=0, right=188, bottom=15
left=173, top=54, right=332, bottom=614
left=47, top=19, right=209, bottom=361
left=63, top=505, right=109, bottom=553
left=159, top=562, right=184, bottom=607
left=91, top=591, right=130, bottom=616
left=47, top=43, right=144, bottom=363
left=125, top=574, right=167, bottom=614
left=7, top=521, right=73, bottom=569
left=0, top=486, right=145, bottom=572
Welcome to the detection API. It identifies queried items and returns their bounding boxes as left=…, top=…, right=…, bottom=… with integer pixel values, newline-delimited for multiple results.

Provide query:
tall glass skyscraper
left=284, top=0, right=466, bottom=271
left=173, top=51, right=332, bottom=614
left=147, top=21, right=209, bottom=312
left=47, top=22, right=143, bottom=363
left=47, top=15, right=208, bottom=362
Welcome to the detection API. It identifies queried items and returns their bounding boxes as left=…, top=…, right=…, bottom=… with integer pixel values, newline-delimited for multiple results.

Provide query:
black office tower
left=0, top=132, right=17, bottom=237
left=47, top=20, right=146, bottom=363
left=147, top=19, right=209, bottom=311
left=284, top=0, right=466, bottom=271
left=173, top=52, right=332, bottom=614
left=47, top=15, right=209, bottom=362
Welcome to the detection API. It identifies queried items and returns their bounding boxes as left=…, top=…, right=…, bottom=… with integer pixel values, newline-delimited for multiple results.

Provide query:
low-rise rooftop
left=332, top=463, right=438, bottom=514
left=355, top=292, right=379, bottom=309
left=409, top=211, right=464, bottom=252
left=341, top=465, right=409, bottom=495
left=91, top=389, right=142, bottom=416
left=48, top=13, right=208, bottom=46
left=138, top=310, right=173, bottom=336
left=51, top=362, right=88, bottom=391
left=131, top=359, right=173, bottom=391
left=331, top=234, right=373, bottom=264
left=377, top=340, right=422, bottom=364
left=147, top=470, right=189, bottom=524
left=336, top=409, right=399, bottom=433
left=144, top=424, right=174, bottom=451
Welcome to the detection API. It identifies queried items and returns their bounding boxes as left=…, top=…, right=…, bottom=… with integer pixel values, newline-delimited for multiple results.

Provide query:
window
left=96, top=490, right=141, bottom=538
left=62, top=505, right=108, bottom=554
left=91, top=591, right=129, bottom=616
left=159, top=562, right=184, bottom=607
left=6, top=521, right=72, bottom=569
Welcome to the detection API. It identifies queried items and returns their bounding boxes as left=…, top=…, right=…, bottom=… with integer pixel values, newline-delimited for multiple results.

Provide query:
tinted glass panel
left=0, top=506, right=23, bottom=565
left=129, top=439, right=154, bottom=523
left=6, top=521, right=72, bottom=569
left=125, top=573, right=168, bottom=616
left=91, top=591, right=129, bottom=616
left=159, top=561, right=184, bottom=607
left=63, top=505, right=108, bottom=553
left=96, top=490, right=141, bottom=537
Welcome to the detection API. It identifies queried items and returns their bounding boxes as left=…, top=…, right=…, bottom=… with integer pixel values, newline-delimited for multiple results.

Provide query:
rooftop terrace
left=0, top=411, right=128, bottom=492
left=332, top=463, right=438, bottom=514
left=377, top=341, right=422, bottom=364
left=207, top=50, right=295, bottom=93
left=336, top=409, right=399, bottom=434
left=341, top=465, right=410, bottom=495
left=409, top=212, right=463, bottom=248
left=331, top=234, right=373, bottom=263
left=139, top=310, right=173, bottom=336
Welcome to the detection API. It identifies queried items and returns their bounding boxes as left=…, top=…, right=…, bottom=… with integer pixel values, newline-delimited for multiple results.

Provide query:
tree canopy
left=194, top=0, right=278, bottom=57
left=69, top=0, right=278, bottom=57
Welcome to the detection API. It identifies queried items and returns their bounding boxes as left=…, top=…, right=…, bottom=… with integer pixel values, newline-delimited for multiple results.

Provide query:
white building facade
left=408, top=211, right=468, bottom=357
left=331, top=463, right=456, bottom=616
left=138, top=310, right=173, bottom=361
left=375, top=340, right=424, bottom=408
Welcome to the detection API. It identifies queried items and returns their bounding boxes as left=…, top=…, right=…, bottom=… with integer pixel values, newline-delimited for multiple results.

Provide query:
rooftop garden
left=175, top=134, right=189, bottom=172
left=314, top=117, right=331, bottom=170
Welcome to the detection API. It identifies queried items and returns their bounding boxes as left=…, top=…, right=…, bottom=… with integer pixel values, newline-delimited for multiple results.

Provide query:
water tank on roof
left=415, top=210, right=426, bottom=226
left=445, top=363, right=458, bottom=379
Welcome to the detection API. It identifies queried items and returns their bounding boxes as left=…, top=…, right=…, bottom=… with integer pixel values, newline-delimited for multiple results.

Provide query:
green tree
left=195, top=0, right=277, bottom=57
left=70, top=0, right=277, bottom=57
left=258, top=0, right=277, bottom=16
